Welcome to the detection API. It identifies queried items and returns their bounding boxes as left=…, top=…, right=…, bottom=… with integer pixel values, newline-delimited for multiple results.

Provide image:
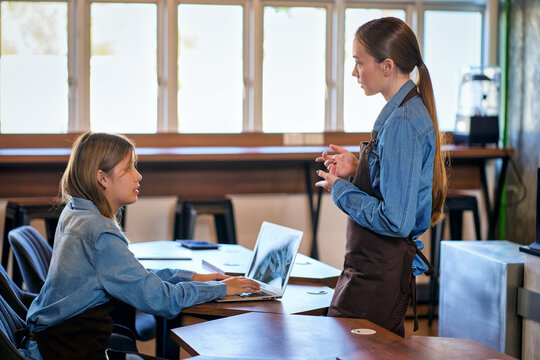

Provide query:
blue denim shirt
left=22, top=197, right=226, bottom=359
left=332, top=80, right=434, bottom=275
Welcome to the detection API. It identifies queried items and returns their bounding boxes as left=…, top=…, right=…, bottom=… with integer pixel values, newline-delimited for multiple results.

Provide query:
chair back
left=8, top=226, right=52, bottom=293
left=0, top=264, right=36, bottom=320
left=0, top=295, right=27, bottom=359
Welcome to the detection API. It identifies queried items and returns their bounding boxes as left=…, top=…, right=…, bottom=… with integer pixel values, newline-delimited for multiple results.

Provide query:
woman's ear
left=97, top=170, right=107, bottom=190
left=382, top=59, right=394, bottom=76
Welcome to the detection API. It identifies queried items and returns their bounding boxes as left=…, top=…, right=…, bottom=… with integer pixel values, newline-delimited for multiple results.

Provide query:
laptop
left=215, top=221, right=303, bottom=302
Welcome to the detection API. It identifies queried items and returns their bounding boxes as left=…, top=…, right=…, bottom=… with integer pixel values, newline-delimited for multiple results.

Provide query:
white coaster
left=307, top=290, right=328, bottom=295
left=351, top=328, right=376, bottom=335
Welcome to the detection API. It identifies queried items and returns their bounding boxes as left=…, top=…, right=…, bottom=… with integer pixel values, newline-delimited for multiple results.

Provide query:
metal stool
left=174, top=199, right=237, bottom=244
left=428, top=194, right=482, bottom=325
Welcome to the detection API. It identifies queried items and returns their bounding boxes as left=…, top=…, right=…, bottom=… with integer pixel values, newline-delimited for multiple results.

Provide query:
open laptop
left=215, top=221, right=303, bottom=302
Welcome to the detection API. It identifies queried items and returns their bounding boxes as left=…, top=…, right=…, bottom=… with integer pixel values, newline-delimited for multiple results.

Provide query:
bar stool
left=428, top=193, right=482, bottom=325
left=174, top=199, right=237, bottom=244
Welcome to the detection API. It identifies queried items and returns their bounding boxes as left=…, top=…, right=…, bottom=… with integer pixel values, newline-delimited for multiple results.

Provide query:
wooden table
left=181, top=284, right=333, bottom=318
left=171, top=312, right=516, bottom=360
left=130, top=241, right=341, bottom=288
left=128, top=241, right=337, bottom=358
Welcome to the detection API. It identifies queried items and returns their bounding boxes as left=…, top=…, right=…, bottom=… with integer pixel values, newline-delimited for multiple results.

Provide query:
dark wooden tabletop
left=171, top=312, right=516, bottom=360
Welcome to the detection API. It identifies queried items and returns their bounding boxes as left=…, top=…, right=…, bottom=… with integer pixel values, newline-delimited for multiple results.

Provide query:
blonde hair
left=355, top=17, right=447, bottom=226
left=61, top=133, right=136, bottom=222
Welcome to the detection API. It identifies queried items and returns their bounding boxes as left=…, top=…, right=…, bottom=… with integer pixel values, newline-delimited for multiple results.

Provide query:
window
left=0, top=1, right=492, bottom=135
left=343, top=8, right=406, bottom=132
left=0, top=1, right=68, bottom=133
left=178, top=4, right=243, bottom=133
left=90, top=3, right=157, bottom=133
left=262, top=6, right=327, bottom=133
left=424, top=10, right=482, bottom=131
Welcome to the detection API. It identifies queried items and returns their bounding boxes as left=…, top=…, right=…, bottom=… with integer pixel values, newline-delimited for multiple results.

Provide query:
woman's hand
left=315, top=144, right=358, bottom=178
left=221, top=277, right=261, bottom=295
left=315, top=169, right=339, bottom=192
left=192, top=273, right=230, bottom=282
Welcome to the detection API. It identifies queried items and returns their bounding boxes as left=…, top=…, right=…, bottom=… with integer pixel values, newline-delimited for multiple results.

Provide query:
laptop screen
left=245, top=221, right=303, bottom=293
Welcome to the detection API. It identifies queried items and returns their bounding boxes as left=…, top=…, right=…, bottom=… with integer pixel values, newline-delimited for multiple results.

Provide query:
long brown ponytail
left=417, top=63, right=447, bottom=225
left=356, top=17, right=447, bottom=225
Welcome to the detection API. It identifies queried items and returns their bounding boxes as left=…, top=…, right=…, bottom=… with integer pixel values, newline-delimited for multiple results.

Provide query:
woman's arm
left=94, top=233, right=227, bottom=318
left=331, top=118, right=424, bottom=238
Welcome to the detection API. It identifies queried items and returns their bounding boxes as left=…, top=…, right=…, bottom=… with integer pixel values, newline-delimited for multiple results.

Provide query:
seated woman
left=22, top=132, right=260, bottom=360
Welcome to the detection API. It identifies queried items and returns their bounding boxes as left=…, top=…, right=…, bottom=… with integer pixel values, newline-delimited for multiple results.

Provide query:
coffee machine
left=454, top=66, right=501, bottom=146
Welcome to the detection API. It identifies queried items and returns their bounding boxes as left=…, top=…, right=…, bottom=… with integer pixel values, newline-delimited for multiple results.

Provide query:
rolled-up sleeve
left=148, top=268, right=195, bottom=284
left=94, top=233, right=226, bottom=319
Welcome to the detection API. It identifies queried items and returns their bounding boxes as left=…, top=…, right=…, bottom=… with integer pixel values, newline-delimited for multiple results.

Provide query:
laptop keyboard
left=238, top=290, right=273, bottom=297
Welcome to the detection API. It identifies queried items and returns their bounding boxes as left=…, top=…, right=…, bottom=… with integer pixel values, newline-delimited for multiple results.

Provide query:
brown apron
left=30, top=300, right=115, bottom=360
left=327, top=88, right=433, bottom=337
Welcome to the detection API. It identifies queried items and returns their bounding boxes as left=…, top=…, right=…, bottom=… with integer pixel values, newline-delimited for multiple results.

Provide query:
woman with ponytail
left=315, top=17, right=446, bottom=336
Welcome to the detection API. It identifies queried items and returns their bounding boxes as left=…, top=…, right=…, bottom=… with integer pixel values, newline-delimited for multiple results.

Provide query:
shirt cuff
left=331, top=178, right=354, bottom=205
left=173, top=269, right=195, bottom=283
left=200, top=281, right=227, bottom=298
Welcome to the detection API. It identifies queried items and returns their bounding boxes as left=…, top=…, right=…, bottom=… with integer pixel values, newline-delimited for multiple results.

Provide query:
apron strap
left=411, top=275, right=419, bottom=331
left=399, top=87, right=419, bottom=107
left=408, top=236, right=434, bottom=332
left=415, top=246, right=435, bottom=276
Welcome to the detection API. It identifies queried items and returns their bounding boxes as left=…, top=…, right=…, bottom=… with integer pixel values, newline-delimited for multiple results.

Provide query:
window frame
left=258, top=1, right=332, bottom=132
left=339, top=3, right=410, bottom=131
left=1, top=0, right=496, bottom=134
left=175, top=0, right=247, bottom=133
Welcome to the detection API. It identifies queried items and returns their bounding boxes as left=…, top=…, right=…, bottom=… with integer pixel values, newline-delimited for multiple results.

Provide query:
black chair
left=0, top=262, right=140, bottom=354
left=8, top=226, right=52, bottom=293
left=0, top=292, right=150, bottom=357
left=1, top=202, right=18, bottom=284
left=0, top=264, right=35, bottom=320
left=174, top=199, right=237, bottom=244
left=0, top=295, right=27, bottom=360
left=8, top=225, right=155, bottom=343
left=428, top=193, right=482, bottom=325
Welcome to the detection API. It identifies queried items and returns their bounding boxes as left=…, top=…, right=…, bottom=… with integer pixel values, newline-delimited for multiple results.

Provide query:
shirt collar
left=71, top=197, right=101, bottom=214
left=372, top=80, right=417, bottom=134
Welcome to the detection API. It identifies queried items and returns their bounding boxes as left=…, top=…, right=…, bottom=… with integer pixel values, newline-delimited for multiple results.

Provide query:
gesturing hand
left=315, top=144, right=358, bottom=178
left=221, top=277, right=261, bottom=296
left=315, top=169, right=339, bottom=192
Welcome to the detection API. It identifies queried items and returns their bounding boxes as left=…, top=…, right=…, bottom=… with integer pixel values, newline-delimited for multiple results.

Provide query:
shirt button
left=365, top=149, right=369, bottom=154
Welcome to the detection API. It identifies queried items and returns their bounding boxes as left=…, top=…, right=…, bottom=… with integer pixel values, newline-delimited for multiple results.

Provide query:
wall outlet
left=283, top=133, right=304, bottom=145
left=304, top=133, right=324, bottom=145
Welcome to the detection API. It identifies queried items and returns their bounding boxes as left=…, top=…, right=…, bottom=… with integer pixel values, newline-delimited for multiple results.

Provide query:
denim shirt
left=22, top=197, right=226, bottom=359
left=332, top=80, right=434, bottom=275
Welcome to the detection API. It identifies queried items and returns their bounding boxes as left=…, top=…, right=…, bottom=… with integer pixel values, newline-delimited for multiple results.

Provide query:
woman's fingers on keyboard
left=241, top=277, right=261, bottom=291
left=222, top=277, right=261, bottom=295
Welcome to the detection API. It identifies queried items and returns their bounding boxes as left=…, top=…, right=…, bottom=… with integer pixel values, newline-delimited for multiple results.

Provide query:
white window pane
left=424, top=11, right=482, bottom=131
left=90, top=3, right=157, bottom=133
left=1, top=1, right=68, bottom=133
left=263, top=7, right=326, bottom=133
left=178, top=4, right=243, bottom=133
left=343, top=9, right=405, bottom=133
